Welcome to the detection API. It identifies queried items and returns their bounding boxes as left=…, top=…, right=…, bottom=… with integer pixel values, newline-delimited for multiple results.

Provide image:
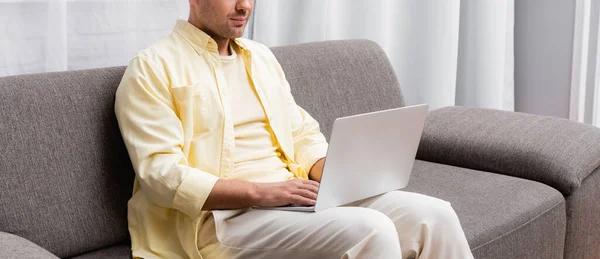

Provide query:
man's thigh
left=347, top=190, right=453, bottom=213
left=347, top=190, right=457, bottom=234
left=347, top=190, right=462, bottom=258
left=198, top=206, right=399, bottom=259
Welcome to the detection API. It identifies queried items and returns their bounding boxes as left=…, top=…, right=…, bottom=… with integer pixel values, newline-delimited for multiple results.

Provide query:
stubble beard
left=222, top=24, right=245, bottom=39
left=205, top=17, right=245, bottom=40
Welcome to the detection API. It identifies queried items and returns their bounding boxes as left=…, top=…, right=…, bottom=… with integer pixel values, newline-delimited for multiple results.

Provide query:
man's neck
left=187, top=19, right=232, bottom=56
left=214, top=38, right=232, bottom=56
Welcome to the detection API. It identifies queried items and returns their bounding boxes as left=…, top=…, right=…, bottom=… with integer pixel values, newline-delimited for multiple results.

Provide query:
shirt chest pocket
left=192, top=87, right=208, bottom=113
left=172, top=84, right=222, bottom=135
left=193, top=84, right=223, bottom=134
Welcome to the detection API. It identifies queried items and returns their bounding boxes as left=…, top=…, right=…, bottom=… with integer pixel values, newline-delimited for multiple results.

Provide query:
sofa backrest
left=0, top=39, right=404, bottom=257
left=0, top=67, right=133, bottom=258
left=272, top=39, right=405, bottom=140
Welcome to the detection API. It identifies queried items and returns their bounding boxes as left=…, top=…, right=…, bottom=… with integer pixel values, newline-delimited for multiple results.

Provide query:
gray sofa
left=1, top=40, right=599, bottom=259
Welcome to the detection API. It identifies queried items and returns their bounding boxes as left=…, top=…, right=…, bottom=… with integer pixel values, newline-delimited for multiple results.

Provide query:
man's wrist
left=248, top=182, right=262, bottom=205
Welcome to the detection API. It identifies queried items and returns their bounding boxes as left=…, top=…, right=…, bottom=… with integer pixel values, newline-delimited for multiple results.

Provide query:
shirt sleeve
left=114, top=56, right=219, bottom=219
left=277, top=62, right=329, bottom=176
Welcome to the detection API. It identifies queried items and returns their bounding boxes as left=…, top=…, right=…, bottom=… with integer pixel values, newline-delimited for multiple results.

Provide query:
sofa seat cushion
left=68, top=161, right=566, bottom=258
left=69, top=245, right=131, bottom=259
left=405, top=160, right=566, bottom=259
left=0, top=231, right=59, bottom=259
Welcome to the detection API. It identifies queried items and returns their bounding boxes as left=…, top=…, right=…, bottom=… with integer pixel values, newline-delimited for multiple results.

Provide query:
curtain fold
left=252, top=0, right=515, bottom=111
left=0, top=0, right=191, bottom=77
left=1, top=0, right=515, bottom=112
left=456, top=0, right=515, bottom=110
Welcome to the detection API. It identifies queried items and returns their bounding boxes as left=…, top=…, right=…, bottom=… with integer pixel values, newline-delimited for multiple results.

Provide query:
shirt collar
left=173, top=19, right=248, bottom=54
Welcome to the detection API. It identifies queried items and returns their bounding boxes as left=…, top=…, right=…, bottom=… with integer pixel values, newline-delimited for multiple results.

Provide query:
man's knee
left=407, top=196, right=461, bottom=229
left=330, top=208, right=402, bottom=257
left=334, top=208, right=400, bottom=243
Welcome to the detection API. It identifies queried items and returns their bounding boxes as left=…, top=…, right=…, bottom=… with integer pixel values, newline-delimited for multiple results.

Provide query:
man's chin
left=232, top=24, right=247, bottom=35
left=218, top=27, right=245, bottom=39
left=228, top=31, right=245, bottom=39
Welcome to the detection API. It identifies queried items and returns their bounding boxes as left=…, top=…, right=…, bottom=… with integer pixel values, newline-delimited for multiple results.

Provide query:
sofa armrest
left=0, top=231, right=58, bottom=259
left=416, top=106, right=600, bottom=195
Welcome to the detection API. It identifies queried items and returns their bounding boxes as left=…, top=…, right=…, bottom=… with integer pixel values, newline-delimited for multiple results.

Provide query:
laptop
left=254, top=104, right=429, bottom=212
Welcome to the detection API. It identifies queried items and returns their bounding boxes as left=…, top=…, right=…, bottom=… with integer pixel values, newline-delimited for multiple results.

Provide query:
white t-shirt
left=220, top=44, right=294, bottom=182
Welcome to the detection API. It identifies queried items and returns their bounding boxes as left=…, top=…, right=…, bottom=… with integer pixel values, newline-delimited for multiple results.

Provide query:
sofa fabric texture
left=69, top=245, right=132, bottom=259
left=564, top=167, right=600, bottom=259
left=0, top=232, right=59, bottom=259
left=271, top=40, right=405, bottom=141
left=470, top=201, right=566, bottom=259
left=406, top=160, right=566, bottom=258
left=0, top=39, right=599, bottom=259
left=417, top=106, right=600, bottom=196
left=0, top=67, right=134, bottom=258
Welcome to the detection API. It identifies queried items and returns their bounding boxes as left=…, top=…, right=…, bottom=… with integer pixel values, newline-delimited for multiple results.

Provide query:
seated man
left=114, top=0, right=474, bottom=258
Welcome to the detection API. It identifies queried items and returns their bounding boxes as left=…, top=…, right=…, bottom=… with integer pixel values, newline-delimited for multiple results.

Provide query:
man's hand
left=253, top=178, right=320, bottom=207
left=202, top=178, right=319, bottom=211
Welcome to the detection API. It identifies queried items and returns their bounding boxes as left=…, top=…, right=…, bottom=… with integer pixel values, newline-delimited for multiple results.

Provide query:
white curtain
left=2, top=0, right=514, bottom=112
left=251, top=0, right=515, bottom=111
left=0, top=0, right=191, bottom=77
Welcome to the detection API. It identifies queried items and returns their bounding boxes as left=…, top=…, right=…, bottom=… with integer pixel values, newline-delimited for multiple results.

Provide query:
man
left=115, top=0, right=474, bottom=258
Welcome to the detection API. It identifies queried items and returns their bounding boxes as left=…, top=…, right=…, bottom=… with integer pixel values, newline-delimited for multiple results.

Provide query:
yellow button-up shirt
left=114, top=20, right=328, bottom=259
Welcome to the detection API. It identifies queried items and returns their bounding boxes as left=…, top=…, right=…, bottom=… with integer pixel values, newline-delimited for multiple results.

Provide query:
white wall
left=514, top=0, right=576, bottom=118
left=584, top=0, right=600, bottom=124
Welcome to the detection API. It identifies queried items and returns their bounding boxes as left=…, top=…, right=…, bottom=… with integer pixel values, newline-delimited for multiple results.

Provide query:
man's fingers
left=279, top=179, right=319, bottom=206
left=298, top=183, right=319, bottom=195
left=290, top=195, right=316, bottom=206
left=301, top=179, right=320, bottom=188
left=292, top=188, right=317, bottom=200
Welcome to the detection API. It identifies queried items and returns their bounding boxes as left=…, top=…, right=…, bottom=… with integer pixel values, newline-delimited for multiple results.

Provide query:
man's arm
left=202, top=156, right=325, bottom=210
left=308, top=158, right=326, bottom=182
left=202, top=178, right=320, bottom=210
left=117, top=57, right=320, bottom=213
left=275, top=67, right=328, bottom=179
left=116, top=56, right=223, bottom=218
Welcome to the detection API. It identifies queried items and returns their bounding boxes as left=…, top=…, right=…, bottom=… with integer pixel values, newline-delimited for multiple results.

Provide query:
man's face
left=191, top=0, right=253, bottom=40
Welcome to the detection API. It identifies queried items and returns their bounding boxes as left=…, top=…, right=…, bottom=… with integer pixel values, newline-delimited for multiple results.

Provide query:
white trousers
left=198, top=191, right=474, bottom=259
